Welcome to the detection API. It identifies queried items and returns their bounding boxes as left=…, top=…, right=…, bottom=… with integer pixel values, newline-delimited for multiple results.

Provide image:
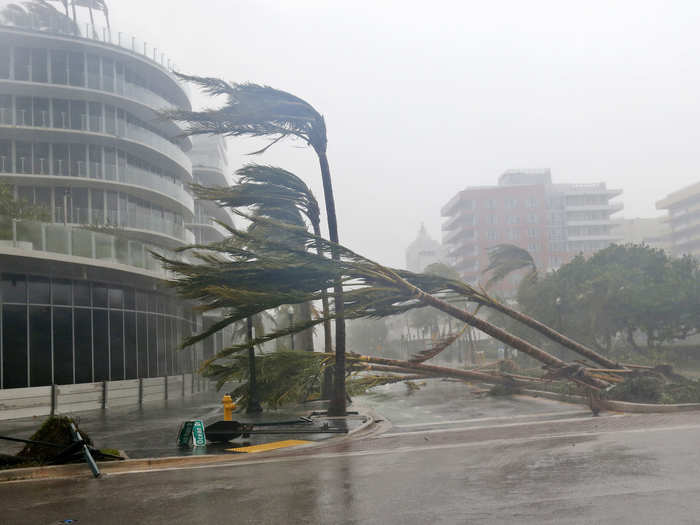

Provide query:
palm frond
left=164, top=76, right=327, bottom=154
left=483, top=243, right=538, bottom=288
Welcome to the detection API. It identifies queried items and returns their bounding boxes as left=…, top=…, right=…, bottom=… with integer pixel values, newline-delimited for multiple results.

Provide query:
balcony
left=0, top=117, right=192, bottom=177
left=0, top=22, right=187, bottom=104
left=3, top=161, right=194, bottom=214
left=0, top=215, right=177, bottom=278
left=564, top=201, right=624, bottom=213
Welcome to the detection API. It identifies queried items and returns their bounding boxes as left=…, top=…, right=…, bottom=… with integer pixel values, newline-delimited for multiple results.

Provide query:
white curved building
left=0, top=19, right=228, bottom=389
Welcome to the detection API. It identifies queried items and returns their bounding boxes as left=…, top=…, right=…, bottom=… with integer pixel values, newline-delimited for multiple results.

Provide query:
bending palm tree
left=166, top=76, right=348, bottom=415
left=192, top=163, right=332, bottom=354
left=482, top=243, right=622, bottom=369
left=483, top=243, right=538, bottom=290
left=158, top=215, right=610, bottom=392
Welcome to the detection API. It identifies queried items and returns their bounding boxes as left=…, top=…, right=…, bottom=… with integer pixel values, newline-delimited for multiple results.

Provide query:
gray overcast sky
left=108, top=0, right=700, bottom=267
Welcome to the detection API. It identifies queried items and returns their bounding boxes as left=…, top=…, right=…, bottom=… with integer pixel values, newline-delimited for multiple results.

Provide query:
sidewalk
left=0, top=392, right=368, bottom=460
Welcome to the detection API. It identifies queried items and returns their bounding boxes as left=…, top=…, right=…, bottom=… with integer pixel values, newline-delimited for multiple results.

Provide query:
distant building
left=441, top=169, right=623, bottom=288
left=656, top=181, right=700, bottom=258
left=611, top=217, right=671, bottom=252
left=405, top=223, right=445, bottom=272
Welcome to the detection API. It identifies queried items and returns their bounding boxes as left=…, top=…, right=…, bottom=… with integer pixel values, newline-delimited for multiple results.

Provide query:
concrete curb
left=0, top=412, right=376, bottom=483
left=520, top=389, right=700, bottom=413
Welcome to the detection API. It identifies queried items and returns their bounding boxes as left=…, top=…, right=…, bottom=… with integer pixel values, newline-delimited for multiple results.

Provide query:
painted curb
left=0, top=412, right=376, bottom=483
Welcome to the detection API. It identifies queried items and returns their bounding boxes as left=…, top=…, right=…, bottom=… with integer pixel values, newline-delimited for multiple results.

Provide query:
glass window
left=104, top=105, right=116, bottom=135
left=108, top=287, right=123, bottom=309
left=33, top=142, right=49, bottom=175
left=74, top=308, right=92, bottom=382
left=0, top=139, right=10, bottom=172
left=14, top=47, right=30, bottom=81
left=32, top=98, right=50, bottom=127
left=68, top=51, right=84, bottom=87
left=0, top=96, right=10, bottom=126
left=31, top=49, right=48, bottom=83
left=137, top=312, right=148, bottom=377
left=124, top=288, right=135, bottom=310
left=88, top=102, right=102, bottom=132
left=0, top=45, right=9, bottom=79
left=53, top=307, right=73, bottom=384
left=104, top=147, right=116, bottom=180
left=89, top=144, right=102, bottom=178
left=1, top=273, right=27, bottom=303
left=50, top=50, right=68, bottom=84
left=148, top=314, right=158, bottom=376
left=109, top=310, right=124, bottom=380
left=70, top=100, right=87, bottom=131
left=28, top=276, right=50, bottom=304
left=93, top=309, right=109, bottom=381
left=2, top=305, right=28, bottom=388
left=72, top=187, right=88, bottom=224
left=92, top=285, right=107, bottom=308
left=14, top=141, right=32, bottom=173
left=91, top=189, right=104, bottom=224
left=15, top=96, right=32, bottom=127
left=102, top=58, right=114, bottom=92
left=52, top=279, right=72, bottom=305
left=73, top=281, right=90, bottom=306
left=125, top=312, right=137, bottom=379
left=52, top=99, right=69, bottom=129
left=70, top=143, right=86, bottom=177
left=87, top=54, right=100, bottom=89
left=29, top=306, right=52, bottom=386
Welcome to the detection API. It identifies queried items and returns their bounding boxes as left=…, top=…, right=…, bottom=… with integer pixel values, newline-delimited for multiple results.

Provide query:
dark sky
left=104, top=0, right=700, bottom=266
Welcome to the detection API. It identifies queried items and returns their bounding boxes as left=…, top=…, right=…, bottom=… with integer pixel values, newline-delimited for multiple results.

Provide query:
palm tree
left=483, top=243, right=538, bottom=290
left=1, top=0, right=79, bottom=34
left=482, top=243, right=622, bottom=369
left=166, top=76, right=349, bottom=415
left=192, top=163, right=332, bottom=355
left=158, top=218, right=610, bottom=392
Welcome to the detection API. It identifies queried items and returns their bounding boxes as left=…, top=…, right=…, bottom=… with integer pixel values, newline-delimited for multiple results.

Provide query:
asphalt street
left=3, top=379, right=700, bottom=524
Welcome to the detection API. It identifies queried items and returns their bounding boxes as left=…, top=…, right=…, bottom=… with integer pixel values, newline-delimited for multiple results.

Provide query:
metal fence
left=0, top=373, right=212, bottom=420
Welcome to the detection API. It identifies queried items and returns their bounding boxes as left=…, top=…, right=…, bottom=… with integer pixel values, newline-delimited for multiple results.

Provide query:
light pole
left=246, top=316, right=262, bottom=414
left=287, top=306, right=295, bottom=350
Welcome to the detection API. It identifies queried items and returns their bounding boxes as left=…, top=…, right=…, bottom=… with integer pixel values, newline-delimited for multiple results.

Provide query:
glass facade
left=0, top=273, right=223, bottom=388
left=0, top=45, right=179, bottom=107
left=0, top=94, right=189, bottom=170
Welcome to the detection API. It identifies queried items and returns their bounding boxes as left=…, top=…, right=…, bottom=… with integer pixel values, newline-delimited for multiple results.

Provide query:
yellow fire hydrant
left=222, top=394, right=236, bottom=421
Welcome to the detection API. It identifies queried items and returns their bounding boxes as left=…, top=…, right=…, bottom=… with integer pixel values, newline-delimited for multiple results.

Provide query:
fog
left=107, top=0, right=700, bottom=266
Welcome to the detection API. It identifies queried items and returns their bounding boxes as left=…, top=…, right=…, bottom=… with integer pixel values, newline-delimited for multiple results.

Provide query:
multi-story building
left=441, top=169, right=623, bottom=289
left=656, top=181, right=700, bottom=258
left=611, top=217, right=671, bottom=253
left=405, top=223, right=445, bottom=272
left=0, top=17, right=229, bottom=389
left=187, top=135, right=234, bottom=245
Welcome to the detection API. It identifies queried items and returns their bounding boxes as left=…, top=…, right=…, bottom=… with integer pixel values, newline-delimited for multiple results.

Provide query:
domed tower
left=0, top=7, right=215, bottom=389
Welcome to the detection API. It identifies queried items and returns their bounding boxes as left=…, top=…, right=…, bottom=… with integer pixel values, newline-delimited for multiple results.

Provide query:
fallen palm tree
left=158, top=213, right=619, bottom=397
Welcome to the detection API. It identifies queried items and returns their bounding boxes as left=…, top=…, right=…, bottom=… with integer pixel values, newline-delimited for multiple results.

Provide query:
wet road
left=4, top=379, right=700, bottom=524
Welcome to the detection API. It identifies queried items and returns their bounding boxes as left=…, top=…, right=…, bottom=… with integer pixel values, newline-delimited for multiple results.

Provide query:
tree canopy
left=517, top=244, right=700, bottom=353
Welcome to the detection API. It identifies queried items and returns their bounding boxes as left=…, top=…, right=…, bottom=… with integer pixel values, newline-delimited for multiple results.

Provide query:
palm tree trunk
left=311, top=221, right=334, bottom=399
left=87, top=6, right=96, bottom=38
left=388, top=277, right=608, bottom=390
left=295, top=302, right=314, bottom=351
left=316, top=150, right=346, bottom=416
left=483, top=301, right=624, bottom=370
left=70, top=0, right=78, bottom=29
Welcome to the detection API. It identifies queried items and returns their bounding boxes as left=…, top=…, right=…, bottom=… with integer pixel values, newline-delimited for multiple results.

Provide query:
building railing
left=4, top=161, right=193, bottom=210
left=0, top=215, right=179, bottom=276
left=0, top=115, right=192, bottom=174
left=0, top=20, right=183, bottom=81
